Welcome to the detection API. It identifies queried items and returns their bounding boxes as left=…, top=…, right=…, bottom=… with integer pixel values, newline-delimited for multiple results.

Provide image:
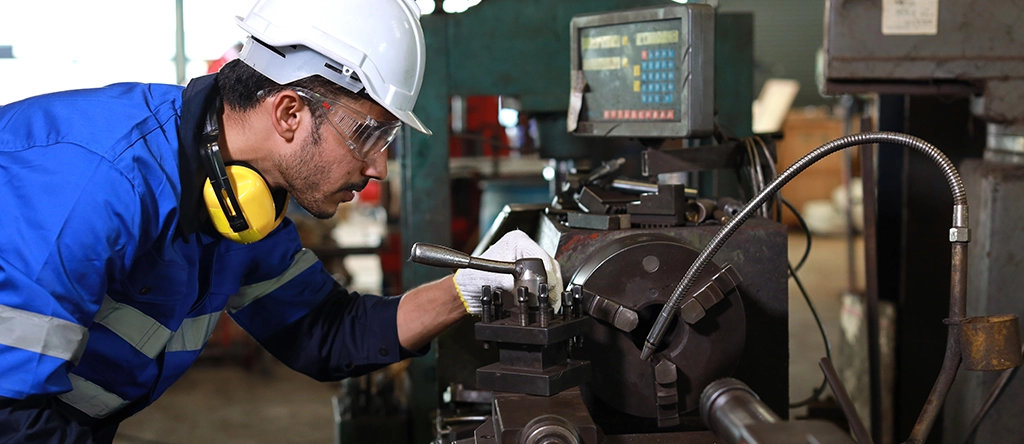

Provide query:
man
left=0, top=0, right=560, bottom=441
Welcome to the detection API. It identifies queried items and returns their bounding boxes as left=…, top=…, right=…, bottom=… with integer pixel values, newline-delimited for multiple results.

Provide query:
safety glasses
left=287, top=87, right=402, bottom=160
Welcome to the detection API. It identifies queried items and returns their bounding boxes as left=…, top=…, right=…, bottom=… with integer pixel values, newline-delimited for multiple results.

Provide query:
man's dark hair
left=217, top=59, right=362, bottom=113
left=216, top=58, right=370, bottom=146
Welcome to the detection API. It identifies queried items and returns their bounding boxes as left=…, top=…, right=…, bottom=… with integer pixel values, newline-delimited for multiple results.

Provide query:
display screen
left=579, top=19, right=682, bottom=123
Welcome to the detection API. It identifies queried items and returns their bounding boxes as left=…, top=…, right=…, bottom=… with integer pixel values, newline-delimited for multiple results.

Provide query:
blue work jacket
left=0, top=75, right=416, bottom=442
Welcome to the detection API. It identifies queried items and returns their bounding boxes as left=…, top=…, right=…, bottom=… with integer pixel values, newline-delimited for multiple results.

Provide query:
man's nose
left=362, top=150, right=388, bottom=181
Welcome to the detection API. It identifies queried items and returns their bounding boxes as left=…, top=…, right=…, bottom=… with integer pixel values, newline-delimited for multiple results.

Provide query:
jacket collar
left=176, top=74, right=220, bottom=240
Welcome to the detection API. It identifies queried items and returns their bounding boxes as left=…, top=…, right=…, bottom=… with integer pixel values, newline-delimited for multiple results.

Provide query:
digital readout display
left=579, top=19, right=683, bottom=123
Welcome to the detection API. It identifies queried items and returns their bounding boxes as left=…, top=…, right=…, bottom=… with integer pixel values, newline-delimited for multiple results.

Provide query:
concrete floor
left=114, top=232, right=863, bottom=444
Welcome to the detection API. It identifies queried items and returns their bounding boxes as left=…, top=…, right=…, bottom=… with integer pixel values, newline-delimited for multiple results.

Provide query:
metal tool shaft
left=410, top=242, right=516, bottom=274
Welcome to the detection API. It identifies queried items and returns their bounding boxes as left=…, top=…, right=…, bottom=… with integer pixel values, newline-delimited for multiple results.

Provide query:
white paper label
left=882, top=0, right=939, bottom=35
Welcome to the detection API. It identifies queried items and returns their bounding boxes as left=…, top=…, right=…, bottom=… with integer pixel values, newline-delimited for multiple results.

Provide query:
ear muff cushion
left=203, top=165, right=286, bottom=243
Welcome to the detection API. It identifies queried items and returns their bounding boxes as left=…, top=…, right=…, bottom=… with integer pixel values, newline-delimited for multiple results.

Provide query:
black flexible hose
left=639, top=131, right=967, bottom=361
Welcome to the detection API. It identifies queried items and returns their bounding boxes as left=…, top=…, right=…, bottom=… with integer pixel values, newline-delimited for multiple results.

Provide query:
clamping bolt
left=561, top=290, right=572, bottom=321
left=492, top=289, right=504, bottom=320
left=517, top=287, right=530, bottom=327
left=538, top=284, right=550, bottom=328
left=480, top=285, right=493, bottom=323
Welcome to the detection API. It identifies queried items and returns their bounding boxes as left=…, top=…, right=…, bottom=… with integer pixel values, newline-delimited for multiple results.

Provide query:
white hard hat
left=236, top=0, right=432, bottom=135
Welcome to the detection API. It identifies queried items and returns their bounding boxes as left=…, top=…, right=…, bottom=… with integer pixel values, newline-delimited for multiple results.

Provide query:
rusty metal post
left=821, top=357, right=874, bottom=444
left=860, top=122, right=883, bottom=443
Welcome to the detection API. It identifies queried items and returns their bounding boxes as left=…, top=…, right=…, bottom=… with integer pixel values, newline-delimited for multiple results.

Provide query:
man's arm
left=229, top=222, right=454, bottom=381
left=396, top=276, right=464, bottom=351
left=0, top=397, right=108, bottom=443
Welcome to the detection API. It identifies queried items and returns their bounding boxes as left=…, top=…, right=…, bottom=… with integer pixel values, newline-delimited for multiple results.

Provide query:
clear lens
left=290, top=87, right=402, bottom=160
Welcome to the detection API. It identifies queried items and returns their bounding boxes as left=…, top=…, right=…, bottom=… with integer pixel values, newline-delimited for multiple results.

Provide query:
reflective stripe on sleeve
left=165, top=311, right=221, bottom=353
left=226, top=248, right=319, bottom=313
left=0, top=303, right=89, bottom=364
left=94, top=296, right=172, bottom=359
left=57, top=373, right=130, bottom=419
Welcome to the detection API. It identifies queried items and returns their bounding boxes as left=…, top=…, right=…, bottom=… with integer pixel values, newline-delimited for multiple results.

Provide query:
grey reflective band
left=166, top=311, right=221, bottom=353
left=227, top=249, right=319, bottom=312
left=58, top=373, right=129, bottom=419
left=94, top=296, right=172, bottom=359
left=0, top=303, right=89, bottom=364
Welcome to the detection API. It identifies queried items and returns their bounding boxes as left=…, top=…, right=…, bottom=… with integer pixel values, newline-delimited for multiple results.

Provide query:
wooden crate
left=775, top=108, right=860, bottom=228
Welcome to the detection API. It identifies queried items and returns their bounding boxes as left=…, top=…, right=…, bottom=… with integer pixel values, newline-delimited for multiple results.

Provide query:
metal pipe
left=906, top=242, right=967, bottom=443
left=637, top=132, right=969, bottom=444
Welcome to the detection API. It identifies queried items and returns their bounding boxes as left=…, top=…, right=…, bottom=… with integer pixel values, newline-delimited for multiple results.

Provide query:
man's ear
left=268, top=89, right=307, bottom=143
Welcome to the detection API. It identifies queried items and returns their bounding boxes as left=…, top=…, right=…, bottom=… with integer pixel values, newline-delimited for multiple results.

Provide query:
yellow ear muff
left=203, top=165, right=288, bottom=244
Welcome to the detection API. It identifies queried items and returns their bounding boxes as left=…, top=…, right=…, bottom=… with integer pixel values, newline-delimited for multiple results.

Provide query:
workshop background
left=2, top=0, right=1021, bottom=443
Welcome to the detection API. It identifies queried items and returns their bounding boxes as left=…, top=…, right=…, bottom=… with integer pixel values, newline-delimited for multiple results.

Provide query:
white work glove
left=453, top=230, right=563, bottom=316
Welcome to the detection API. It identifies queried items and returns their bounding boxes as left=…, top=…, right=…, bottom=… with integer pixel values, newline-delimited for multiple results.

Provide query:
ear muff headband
left=200, top=98, right=288, bottom=244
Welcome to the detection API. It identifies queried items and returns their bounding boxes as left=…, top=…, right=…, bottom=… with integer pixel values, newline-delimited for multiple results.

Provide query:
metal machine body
left=418, top=3, right=789, bottom=443
left=432, top=201, right=787, bottom=443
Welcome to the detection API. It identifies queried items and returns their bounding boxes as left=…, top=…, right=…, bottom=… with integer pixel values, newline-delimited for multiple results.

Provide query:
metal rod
left=641, top=132, right=968, bottom=363
left=961, top=343, right=1024, bottom=444
left=841, top=98, right=858, bottom=294
left=820, top=357, right=874, bottom=444
left=174, top=0, right=186, bottom=85
left=410, top=242, right=516, bottom=274
left=611, top=179, right=658, bottom=194
left=860, top=126, right=883, bottom=444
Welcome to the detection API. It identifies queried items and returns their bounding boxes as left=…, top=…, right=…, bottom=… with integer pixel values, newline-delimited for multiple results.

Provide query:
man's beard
left=279, top=126, right=368, bottom=220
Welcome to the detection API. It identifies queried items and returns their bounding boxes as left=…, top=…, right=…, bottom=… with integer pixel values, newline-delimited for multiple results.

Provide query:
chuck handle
left=410, top=242, right=517, bottom=275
